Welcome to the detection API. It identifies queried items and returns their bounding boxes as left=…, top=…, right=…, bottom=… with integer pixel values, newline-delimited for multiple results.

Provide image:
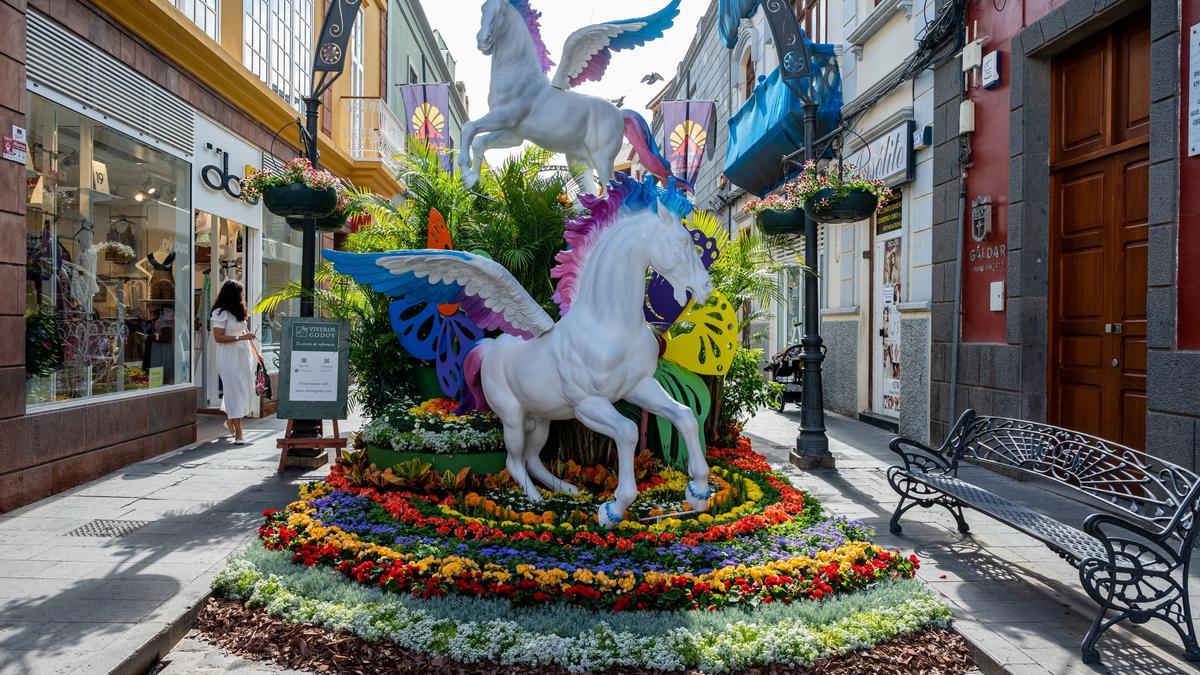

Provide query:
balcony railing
left=339, top=97, right=405, bottom=174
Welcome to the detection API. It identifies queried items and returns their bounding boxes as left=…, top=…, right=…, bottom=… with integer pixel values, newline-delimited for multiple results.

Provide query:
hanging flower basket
left=803, top=187, right=880, bottom=224
left=756, top=208, right=807, bottom=235
left=242, top=157, right=343, bottom=219
left=263, top=183, right=338, bottom=219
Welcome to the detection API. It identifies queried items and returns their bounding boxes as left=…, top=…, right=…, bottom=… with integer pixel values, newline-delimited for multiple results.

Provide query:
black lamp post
left=291, top=0, right=362, bottom=441
left=759, top=4, right=833, bottom=466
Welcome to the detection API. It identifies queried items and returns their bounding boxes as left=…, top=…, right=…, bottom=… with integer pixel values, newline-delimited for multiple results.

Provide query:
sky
left=421, top=0, right=710, bottom=162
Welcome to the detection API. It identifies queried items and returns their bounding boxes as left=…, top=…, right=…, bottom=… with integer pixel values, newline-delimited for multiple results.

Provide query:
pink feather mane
left=550, top=189, right=624, bottom=314
left=508, top=0, right=555, bottom=74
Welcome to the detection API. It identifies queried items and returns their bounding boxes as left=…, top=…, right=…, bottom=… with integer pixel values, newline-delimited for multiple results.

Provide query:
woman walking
left=210, top=280, right=259, bottom=444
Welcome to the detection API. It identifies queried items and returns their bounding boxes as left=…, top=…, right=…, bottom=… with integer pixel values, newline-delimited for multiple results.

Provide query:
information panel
left=277, top=317, right=350, bottom=420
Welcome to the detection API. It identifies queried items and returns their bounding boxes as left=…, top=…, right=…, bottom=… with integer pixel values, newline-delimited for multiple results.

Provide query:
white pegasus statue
left=460, top=0, right=684, bottom=194
left=325, top=176, right=712, bottom=528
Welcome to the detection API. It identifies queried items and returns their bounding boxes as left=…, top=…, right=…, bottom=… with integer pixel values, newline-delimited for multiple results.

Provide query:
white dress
left=211, top=309, right=256, bottom=419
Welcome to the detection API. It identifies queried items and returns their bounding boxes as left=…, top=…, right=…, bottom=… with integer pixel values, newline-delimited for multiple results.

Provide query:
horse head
left=477, top=0, right=506, bottom=55
left=644, top=199, right=712, bottom=309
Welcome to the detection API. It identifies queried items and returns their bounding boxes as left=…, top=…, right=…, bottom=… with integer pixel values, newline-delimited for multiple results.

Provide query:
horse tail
left=459, top=339, right=493, bottom=413
left=621, top=109, right=693, bottom=192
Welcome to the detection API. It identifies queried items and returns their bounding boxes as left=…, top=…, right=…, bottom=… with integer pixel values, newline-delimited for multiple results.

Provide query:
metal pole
left=300, top=96, right=321, bottom=319
left=793, top=101, right=832, bottom=467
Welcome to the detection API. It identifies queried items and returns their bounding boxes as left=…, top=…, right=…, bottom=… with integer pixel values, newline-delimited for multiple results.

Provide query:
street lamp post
left=290, top=1, right=361, bottom=443
left=759, top=4, right=834, bottom=467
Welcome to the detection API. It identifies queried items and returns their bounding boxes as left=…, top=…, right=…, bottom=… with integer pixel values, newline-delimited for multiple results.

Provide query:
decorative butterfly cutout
left=662, top=291, right=738, bottom=376
left=387, top=209, right=483, bottom=399
left=643, top=215, right=722, bottom=329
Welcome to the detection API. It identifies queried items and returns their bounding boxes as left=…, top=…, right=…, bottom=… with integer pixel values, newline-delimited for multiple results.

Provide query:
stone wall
left=820, top=318, right=858, bottom=417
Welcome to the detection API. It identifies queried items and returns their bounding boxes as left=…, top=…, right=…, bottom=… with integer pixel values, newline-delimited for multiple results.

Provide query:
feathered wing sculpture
left=323, top=248, right=554, bottom=400
left=550, top=0, right=683, bottom=90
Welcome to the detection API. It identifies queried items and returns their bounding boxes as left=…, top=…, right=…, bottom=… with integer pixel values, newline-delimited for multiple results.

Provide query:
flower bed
left=212, top=437, right=952, bottom=671
left=360, top=398, right=504, bottom=455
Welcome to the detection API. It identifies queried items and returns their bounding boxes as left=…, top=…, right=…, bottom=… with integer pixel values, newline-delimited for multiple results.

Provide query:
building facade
left=0, top=0, right=405, bottom=511
left=928, top=0, right=1200, bottom=468
left=388, top=0, right=469, bottom=150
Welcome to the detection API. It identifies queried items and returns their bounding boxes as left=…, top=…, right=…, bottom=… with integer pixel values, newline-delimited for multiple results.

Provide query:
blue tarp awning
left=718, top=0, right=760, bottom=47
left=723, top=59, right=842, bottom=197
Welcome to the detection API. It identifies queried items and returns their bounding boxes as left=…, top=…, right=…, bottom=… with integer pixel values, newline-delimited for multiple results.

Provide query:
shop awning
left=723, top=59, right=842, bottom=197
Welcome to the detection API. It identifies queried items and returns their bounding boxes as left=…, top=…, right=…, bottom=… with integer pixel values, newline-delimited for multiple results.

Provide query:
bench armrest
left=1083, top=513, right=1181, bottom=567
left=889, top=437, right=954, bottom=475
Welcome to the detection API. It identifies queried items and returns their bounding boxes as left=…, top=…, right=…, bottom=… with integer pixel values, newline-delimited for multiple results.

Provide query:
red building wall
left=961, top=0, right=1065, bottom=343
left=1181, top=0, right=1200, bottom=349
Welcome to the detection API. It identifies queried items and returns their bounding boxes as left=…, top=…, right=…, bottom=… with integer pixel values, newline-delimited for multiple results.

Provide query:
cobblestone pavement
left=0, top=412, right=358, bottom=675
left=744, top=409, right=1200, bottom=675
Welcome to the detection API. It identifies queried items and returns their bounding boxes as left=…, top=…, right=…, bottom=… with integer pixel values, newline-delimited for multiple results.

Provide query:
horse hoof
left=597, top=501, right=624, bottom=529
left=462, top=171, right=480, bottom=189
left=686, top=480, right=712, bottom=512
left=558, top=482, right=580, bottom=496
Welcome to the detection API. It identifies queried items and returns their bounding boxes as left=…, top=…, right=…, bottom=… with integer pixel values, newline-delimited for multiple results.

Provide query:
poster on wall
left=1189, top=23, right=1199, bottom=157
left=277, top=317, right=350, bottom=420
left=880, top=238, right=903, bottom=414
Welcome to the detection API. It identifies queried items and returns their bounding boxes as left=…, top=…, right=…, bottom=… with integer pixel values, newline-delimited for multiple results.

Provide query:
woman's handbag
left=255, top=358, right=273, bottom=399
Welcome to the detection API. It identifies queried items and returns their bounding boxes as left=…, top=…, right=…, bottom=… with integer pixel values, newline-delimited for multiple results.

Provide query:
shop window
left=174, top=0, right=220, bottom=42
left=836, top=222, right=856, bottom=306
left=243, top=0, right=314, bottom=110
left=25, top=94, right=192, bottom=407
left=259, top=214, right=304, bottom=374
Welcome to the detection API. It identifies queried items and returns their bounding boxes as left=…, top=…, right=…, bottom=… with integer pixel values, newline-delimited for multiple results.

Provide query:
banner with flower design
left=399, top=84, right=454, bottom=171
left=661, top=100, right=715, bottom=185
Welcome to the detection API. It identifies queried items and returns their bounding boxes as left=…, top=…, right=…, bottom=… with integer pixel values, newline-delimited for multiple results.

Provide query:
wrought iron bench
left=887, top=410, right=1200, bottom=664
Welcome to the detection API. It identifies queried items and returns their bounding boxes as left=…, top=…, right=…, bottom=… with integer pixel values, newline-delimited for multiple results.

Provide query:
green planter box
left=414, top=366, right=445, bottom=400
left=367, top=445, right=508, bottom=475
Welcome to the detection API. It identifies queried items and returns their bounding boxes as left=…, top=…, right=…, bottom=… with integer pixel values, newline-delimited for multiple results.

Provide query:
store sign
left=844, top=121, right=915, bottom=187
left=875, top=193, right=903, bottom=235
left=193, top=113, right=261, bottom=229
left=277, top=317, right=350, bottom=420
left=2, top=125, right=27, bottom=163
left=201, top=146, right=257, bottom=203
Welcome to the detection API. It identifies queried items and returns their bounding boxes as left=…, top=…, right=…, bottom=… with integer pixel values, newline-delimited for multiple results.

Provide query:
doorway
left=1048, top=19, right=1149, bottom=449
left=193, top=211, right=258, bottom=412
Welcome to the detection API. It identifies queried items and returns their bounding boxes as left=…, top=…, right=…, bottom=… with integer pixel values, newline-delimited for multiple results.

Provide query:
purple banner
left=661, top=100, right=715, bottom=185
left=399, top=83, right=454, bottom=171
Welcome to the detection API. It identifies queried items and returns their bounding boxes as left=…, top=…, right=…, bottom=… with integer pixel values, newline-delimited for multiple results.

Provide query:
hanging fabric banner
left=399, top=83, right=453, bottom=170
left=661, top=100, right=716, bottom=186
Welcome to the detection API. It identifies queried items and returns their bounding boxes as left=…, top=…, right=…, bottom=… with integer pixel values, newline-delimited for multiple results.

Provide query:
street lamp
left=759, top=3, right=834, bottom=467
left=291, top=0, right=362, bottom=442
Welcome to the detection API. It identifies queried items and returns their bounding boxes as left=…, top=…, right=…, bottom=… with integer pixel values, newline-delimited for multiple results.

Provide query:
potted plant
left=241, top=157, right=341, bottom=219
left=744, top=191, right=806, bottom=234
left=360, top=398, right=508, bottom=474
left=795, top=161, right=891, bottom=224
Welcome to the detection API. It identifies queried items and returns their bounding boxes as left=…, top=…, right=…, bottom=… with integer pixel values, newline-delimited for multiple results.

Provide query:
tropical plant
left=715, top=348, right=783, bottom=445
left=25, top=304, right=64, bottom=378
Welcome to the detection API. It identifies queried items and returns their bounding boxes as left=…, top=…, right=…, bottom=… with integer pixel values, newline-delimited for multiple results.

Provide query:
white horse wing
left=377, top=252, right=554, bottom=340
left=550, top=0, right=681, bottom=90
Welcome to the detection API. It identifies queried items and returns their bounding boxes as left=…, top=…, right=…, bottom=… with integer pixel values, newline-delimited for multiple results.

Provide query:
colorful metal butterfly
left=387, top=209, right=484, bottom=399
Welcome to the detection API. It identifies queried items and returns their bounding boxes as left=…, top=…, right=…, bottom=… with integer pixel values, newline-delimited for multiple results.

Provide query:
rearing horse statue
left=460, top=0, right=683, bottom=194
left=325, top=176, right=713, bottom=528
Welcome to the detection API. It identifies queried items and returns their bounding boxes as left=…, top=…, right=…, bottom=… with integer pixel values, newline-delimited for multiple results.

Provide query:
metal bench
left=886, top=410, right=1200, bottom=663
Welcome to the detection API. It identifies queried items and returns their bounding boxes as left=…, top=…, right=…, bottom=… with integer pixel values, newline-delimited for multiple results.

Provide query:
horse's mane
left=508, top=0, right=554, bottom=74
left=551, top=174, right=693, bottom=314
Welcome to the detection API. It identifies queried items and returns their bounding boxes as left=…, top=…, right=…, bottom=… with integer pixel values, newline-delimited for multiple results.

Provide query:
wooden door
left=1049, top=20, right=1149, bottom=449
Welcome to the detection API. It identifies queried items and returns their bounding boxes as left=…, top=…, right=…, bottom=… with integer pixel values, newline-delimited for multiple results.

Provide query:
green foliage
left=25, top=304, right=64, bottom=378
left=652, top=359, right=711, bottom=469
left=718, top=348, right=783, bottom=430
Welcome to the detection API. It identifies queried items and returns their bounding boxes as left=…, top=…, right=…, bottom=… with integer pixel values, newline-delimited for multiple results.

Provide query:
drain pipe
left=947, top=149, right=968, bottom=423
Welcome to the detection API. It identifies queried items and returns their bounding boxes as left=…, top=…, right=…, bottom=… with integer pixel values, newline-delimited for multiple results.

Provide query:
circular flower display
left=258, top=438, right=919, bottom=613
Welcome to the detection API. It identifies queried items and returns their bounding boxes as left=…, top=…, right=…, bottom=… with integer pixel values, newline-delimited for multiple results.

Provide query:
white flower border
left=213, top=549, right=953, bottom=673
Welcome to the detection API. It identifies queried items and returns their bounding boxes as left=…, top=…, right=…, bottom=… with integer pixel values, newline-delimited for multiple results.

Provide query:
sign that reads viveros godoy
left=278, top=317, right=350, bottom=420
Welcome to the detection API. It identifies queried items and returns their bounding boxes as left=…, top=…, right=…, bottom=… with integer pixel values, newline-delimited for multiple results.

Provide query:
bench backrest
left=949, top=412, right=1200, bottom=548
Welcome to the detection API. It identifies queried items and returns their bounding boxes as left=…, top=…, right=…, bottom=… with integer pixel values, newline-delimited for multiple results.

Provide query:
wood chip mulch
left=190, top=597, right=976, bottom=674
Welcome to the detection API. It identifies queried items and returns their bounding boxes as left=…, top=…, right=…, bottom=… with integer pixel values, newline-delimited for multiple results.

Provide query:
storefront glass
left=24, top=93, right=192, bottom=407
left=259, top=213, right=303, bottom=373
